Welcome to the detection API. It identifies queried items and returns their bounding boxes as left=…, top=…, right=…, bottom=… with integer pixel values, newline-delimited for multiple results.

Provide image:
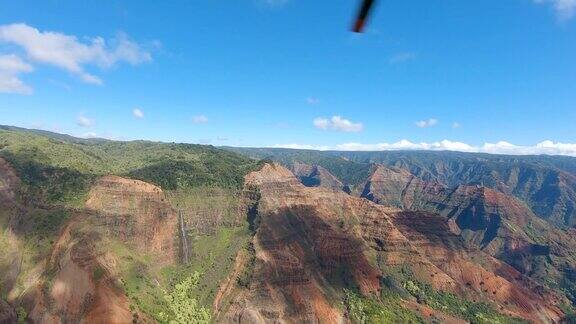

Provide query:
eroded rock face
left=24, top=175, right=179, bottom=323
left=0, top=158, right=22, bottom=296
left=0, top=157, right=19, bottom=205
left=224, top=164, right=380, bottom=323
left=0, top=298, right=16, bottom=323
left=361, top=165, right=540, bottom=250
left=26, top=215, right=134, bottom=324
left=291, top=162, right=348, bottom=192
left=362, top=165, right=576, bottom=286
left=223, top=164, right=565, bottom=323
left=86, top=175, right=178, bottom=265
left=370, top=210, right=565, bottom=321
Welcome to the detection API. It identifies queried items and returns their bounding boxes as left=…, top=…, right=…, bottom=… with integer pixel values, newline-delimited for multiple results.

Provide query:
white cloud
left=81, top=132, right=98, bottom=138
left=535, top=0, right=576, bottom=19
left=415, top=118, right=438, bottom=128
left=79, top=132, right=123, bottom=140
left=313, top=117, right=330, bottom=130
left=272, top=143, right=331, bottom=150
left=270, top=140, right=576, bottom=156
left=132, top=108, right=144, bottom=119
left=480, top=140, right=576, bottom=156
left=313, top=116, right=364, bottom=133
left=0, top=23, right=152, bottom=85
left=452, top=122, right=461, bottom=128
left=192, top=115, right=209, bottom=124
left=389, top=52, right=417, bottom=64
left=0, top=54, right=33, bottom=94
left=306, top=97, right=320, bottom=105
left=334, top=140, right=475, bottom=152
left=331, top=116, right=364, bottom=132
left=77, top=115, right=94, bottom=128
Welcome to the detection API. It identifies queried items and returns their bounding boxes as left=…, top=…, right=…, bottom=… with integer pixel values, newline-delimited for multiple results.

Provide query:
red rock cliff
left=223, top=163, right=564, bottom=323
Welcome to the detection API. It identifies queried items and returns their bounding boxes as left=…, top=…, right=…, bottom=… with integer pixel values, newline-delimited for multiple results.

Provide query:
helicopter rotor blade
left=352, top=0, right=376, bottom=33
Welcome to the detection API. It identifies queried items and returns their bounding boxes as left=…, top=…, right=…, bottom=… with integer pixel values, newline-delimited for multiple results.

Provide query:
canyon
left=2, top=128, right=576, bottom=323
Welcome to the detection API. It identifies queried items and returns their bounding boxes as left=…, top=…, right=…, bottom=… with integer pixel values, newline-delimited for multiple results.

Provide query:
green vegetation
left=236, top=241, right=256, bottom=288
left=158, top=272, right=211, bottom=324
left=167, top=186, right=245, bottom=229
left=104, top=223, right=250, bottom=321
left=104, top=239, right=167, bottom=321
left=0, top=127, right=260, bottom=321
left=92, top=266, right=105, bottom=282
left=371, top=265, right=527, bottom=324
left=402, top=280, right=526, bottom=324
left=16, top=306, right=27, bottom=324
left=163, top=226, right=251, bottom=306
left=344, top=289, right=423, bottom=324
left=0, top=128, right=258, bottom=206
left=1, top=206, right=72, bottom=298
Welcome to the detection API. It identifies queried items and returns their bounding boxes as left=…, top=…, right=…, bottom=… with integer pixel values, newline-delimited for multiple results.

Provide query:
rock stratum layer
left=222, top=163, right=565, bottom=323
left=86, top=175, right=178, bottom=265
left=1, top=171, right=178, bottom=323
left=362, top=165, right=576, bottom=301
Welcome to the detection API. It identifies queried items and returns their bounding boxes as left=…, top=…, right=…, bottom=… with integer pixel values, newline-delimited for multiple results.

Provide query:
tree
left=158, top=272, right=211, bottom=324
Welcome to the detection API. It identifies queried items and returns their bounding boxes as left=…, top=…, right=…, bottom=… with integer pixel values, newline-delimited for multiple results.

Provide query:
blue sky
left=1, top=0, right=575, bottom=155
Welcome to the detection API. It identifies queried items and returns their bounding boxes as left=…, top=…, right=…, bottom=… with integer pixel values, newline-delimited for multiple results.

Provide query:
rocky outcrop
left=27, top=215, right=134, bottom=324
left=291, top=162, right=349, bottom=193
left=0, top=157, right=19, bottom=205
left=223, top=164, right=380, bottom=323
left=362, top=165, right=544, bottom=249
left=0, top=158, right=24, bottom=303
left=19, top=175, right=179, bottom=323
left=86, top=175, right=178, bottom=265
left=0, top=298, right=16, bottom=323
left=223, top=163, right=565, bottom=323
left=362, top=153, right=576, bottom=228
left=362, top=164, right=576, bottom=304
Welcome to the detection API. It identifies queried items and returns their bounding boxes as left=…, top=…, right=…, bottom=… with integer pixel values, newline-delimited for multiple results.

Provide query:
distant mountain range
left=227, top=147, right=576, bottom=228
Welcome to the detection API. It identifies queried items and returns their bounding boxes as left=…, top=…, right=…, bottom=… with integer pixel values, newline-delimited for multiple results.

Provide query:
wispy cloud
left=306, top=97, right=320, bottom=105
left=272, top=143, right=332, bottom=150
left=534, top=0, right=576, bottom=20
left=82, top=132, right=98, bottom=138
left=0, top=54, right=33, bottom=94
left=452, top=122, right=461, bottom=129
left=272, top=140, right=576, bottom=156
left=77, top=115, right=95, bottom=128
left=79, top=132, right=123, bottom=140
left=389, top=52, right=417, bottom=64
left=313, top=116, right=364, bottom=133
left=48, top=79, right=71, bottom=91
left=192, top=115, right=209, bottom=124
left=132, top=108, right=144, bottom=119
left=0, top=23, right=153, bottom=87
left=415, top=118, right=438, bottom=128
